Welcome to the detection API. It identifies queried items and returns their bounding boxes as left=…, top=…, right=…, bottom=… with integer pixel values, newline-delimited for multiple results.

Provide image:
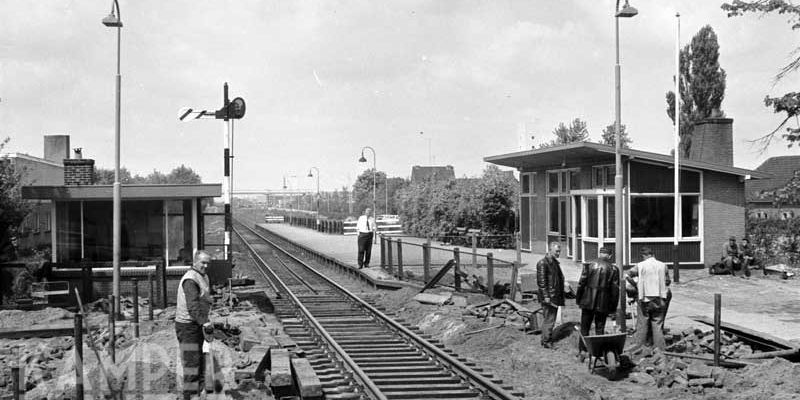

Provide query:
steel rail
left=237, top=221, right=521, bottom=400
left=270, top=251, right=320, bottom=295
left=233, top=225, right=387, bottom=400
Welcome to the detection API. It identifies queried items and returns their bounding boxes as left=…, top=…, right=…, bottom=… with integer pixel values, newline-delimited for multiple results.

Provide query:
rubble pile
left=0, top=338, right=74, bottom=393
left=666, top=326, right=755, bottom=358
left=627, top=326, right=762, bottom=392
left=463, top=299, right=536, bottom=330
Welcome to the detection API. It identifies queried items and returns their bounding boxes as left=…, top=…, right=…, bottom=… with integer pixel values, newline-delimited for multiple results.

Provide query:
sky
left=1, top=1, right=798, bottom=192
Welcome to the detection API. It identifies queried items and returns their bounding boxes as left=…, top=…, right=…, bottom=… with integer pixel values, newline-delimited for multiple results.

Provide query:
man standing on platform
left=537, top=242, right=564, bottom=349
left=576, top=247, right=619, bottom=340
left=356, top=207, right=376, bottom=269
left=175, top=250, right=214, bottom=400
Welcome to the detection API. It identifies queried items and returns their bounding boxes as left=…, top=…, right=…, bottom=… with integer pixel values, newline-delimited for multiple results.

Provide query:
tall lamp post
left=308, top=167, right=320, bottom=215
left=102, top=0, right=123, bottom=317
left=358, top=146, right=377, bottom=216
left=614, top=0, right=637, bottom=332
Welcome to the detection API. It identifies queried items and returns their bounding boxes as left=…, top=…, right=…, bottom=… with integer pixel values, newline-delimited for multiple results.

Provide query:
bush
left=745, top=215, right=800, bottom=266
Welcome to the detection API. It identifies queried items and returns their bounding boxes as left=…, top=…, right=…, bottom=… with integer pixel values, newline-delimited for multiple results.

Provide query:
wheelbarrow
left=577, top=330, right=627, bottom=378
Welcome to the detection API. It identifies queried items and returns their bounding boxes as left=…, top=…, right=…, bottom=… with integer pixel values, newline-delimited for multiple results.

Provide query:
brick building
left=485, top=118, right=769, bottom=268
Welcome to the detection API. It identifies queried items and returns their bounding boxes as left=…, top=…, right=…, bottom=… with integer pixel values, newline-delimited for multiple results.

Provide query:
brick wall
left=689, top=118, right=733, bottom=167
left=703, top=170, right=746, bottom=265
left=63, top=158, right=95, bottom=185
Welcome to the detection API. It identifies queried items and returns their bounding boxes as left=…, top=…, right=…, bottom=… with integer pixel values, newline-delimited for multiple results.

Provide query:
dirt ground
left=373, top=287, right=800, bottom=400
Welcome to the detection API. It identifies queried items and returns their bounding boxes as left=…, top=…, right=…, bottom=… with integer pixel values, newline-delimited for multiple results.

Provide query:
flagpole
left=673, top=12, right=681, bottom=283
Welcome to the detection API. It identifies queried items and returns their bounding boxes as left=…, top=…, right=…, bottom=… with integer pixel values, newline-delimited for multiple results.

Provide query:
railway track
left=233, top=221, right=523, bottom=400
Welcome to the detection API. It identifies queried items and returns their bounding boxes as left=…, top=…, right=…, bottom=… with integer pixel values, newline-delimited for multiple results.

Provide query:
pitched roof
left=745, top=155, right=800, bottom=202
left=411, top=165, right=455, bottom=183
left=22, top=184, right=222, bottom=200
left=484, top=141, right=769, bottom=179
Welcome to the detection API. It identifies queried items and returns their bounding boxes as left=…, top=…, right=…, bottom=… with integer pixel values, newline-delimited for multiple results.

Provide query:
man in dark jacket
left=537, top=242, right=564, bottom=349
left=576, top=247, right=619, bottom=342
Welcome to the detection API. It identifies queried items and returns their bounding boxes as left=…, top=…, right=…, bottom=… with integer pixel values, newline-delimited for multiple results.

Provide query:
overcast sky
left=1, top=1, right=798, bottom=191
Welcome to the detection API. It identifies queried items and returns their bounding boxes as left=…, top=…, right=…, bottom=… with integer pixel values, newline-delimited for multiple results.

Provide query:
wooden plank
left=692, top=316, right=796, bottom=350
left=268, top=348, right=292, bottom=388
left=0, top=323, right=74, bottom=339
left=419, top=260, right=455, bottom=293
left=291, top=357, right=324, bottom=399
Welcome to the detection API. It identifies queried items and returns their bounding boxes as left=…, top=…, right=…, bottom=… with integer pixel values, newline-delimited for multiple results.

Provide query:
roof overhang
left=484, top=141, right=770, bottom=179
left=22, top=183, right=222, bottom=200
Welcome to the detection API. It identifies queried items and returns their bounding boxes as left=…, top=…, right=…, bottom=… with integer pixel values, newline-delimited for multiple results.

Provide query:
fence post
left=510, top=233, right=521, bottom=301
left=11, top=365, right=22, bottom=400
left=148, top=273, right=155, bottom=321
left=454, top=247, right=461, bottom=292
left=423, top=241, right=431, bottom=284
left=159, top=261, right=168, bottom=309
left=380, top=235, right=386, bottom=269
left=396, top=238, right=404, bottom=280
left=714, top=293, right=721, bottom=366
left=386, top=237, right=394, bottom=275
left=108, top=294, right=115, bottom=363
left=472, top=233, right=478, bottom=268
left=74, top=313, right=84, bottom=400
left=487, top=252, right=494, bottom=298
left=132, top=278, right=140, bottom=338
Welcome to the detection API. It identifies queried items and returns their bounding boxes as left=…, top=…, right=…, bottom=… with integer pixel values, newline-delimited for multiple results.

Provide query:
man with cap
left=576, top=247, right=619, bottom=345
left=175, top=250, right=214, bottom=399
left=722, top=236, right=743, bottom=276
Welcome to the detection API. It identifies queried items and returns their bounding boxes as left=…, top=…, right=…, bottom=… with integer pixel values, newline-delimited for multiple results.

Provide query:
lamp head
left=102, top=12, right=123, bottom=27
left=307, top=172, right=313, bottom=178
left=358, top=155, right=367, bottom=163
left=616, top=1, right=638, bottom=18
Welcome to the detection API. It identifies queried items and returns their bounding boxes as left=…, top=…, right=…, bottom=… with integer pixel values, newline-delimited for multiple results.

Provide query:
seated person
left=721, top=236, right=742, bottom=276
left=740, top=238, right=758, bottom=276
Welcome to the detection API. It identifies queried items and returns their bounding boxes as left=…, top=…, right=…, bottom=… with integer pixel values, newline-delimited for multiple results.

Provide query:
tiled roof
left=745, top=156, right=800, bottom=202
left=411, top=165, right=455, bottom=183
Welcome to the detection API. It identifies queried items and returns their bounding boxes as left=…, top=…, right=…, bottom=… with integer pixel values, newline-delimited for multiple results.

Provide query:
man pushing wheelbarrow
left=575, top=247, right=624, bottom=376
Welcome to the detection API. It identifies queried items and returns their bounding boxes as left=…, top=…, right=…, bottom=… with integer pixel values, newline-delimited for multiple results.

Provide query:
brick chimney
left=64, top=148, right=95, bottom=185
left=688, top=117, right=733, bottom=167
left=44, top=135, right=70, bottom=163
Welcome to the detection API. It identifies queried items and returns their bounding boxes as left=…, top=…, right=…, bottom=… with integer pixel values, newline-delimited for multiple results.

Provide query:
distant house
left=485, top=118, right=770, bottom=268
left=2, top=135, right=68, bottom=250
left=745, top=155, right=800, bottom=220
left=410, top=165, right=455, bottom=183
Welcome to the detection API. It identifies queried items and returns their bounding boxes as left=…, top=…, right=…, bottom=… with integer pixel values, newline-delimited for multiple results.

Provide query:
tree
left=666, top=25, right=727, bottom=157
left=94, top=167, right=134, bottom=184
left=144, top=169, right=168, bottom=184
left=545, top=118, right=590, bottom=147
left=722, top=1, right=800, bottom=148
left=0, top=138, right=31, bottom=261
left=600, top=123, right=632, bottom=148
left=166, top=165, right=202, bottom=184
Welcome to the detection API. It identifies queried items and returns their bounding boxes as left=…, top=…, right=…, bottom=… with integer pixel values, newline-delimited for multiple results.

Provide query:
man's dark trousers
left=541, top=303, right=558, bottom=345
left=357, top=232, right=374, bottom=268
left=176, top=321, right=205, bottom=399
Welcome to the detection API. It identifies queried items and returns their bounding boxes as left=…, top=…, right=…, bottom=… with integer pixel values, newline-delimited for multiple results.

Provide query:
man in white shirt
left=627, top=246, right=670, bottom=350
left=356, top=208, right=376, bottom=268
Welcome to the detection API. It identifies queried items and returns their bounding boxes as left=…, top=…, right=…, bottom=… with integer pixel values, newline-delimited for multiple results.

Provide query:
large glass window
left=681, top=195, right=700, bottom=237
left=631, top=197, right=674, bottom=237
left=548, top=173, right=558, bottom=193
left=587, top=198, right=598, bottom=237
left=521, top=174, right=531, bottom=194
left=604, top=197, right=615, bottom=238
left=570, top=171, right=580, bottom=190
left=549, top=197, right=559, bottom=232
left=630, top=162, right=701, bottom=193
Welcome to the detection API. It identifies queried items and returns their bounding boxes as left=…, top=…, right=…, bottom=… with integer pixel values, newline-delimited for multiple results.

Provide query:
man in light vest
left=175, top=250, right=214, bottom=400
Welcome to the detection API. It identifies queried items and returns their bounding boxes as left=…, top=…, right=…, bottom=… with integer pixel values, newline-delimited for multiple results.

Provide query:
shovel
left=203, top=324, right=224, bottom=394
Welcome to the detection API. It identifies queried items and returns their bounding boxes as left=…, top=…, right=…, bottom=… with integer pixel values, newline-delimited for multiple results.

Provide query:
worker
left=575, top=247, right=619, bottom=344
left=627, top=247, right=670, bottom=350
left=536, top=242, right=564, bottom=349
left=739, top=237, right=756, bottom=277
left=175, top=250, right=214, bottom=400
left=356, top=207, right=376, bottom=268
left=722, top=236, right=742, bottom=276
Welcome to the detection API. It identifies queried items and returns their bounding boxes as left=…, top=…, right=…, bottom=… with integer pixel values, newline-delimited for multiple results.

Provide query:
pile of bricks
left=666, top=327, right=754, bottom=358
left=0, top=338, right=73, bottom=393
left=464, top=299, right=537, bottom=330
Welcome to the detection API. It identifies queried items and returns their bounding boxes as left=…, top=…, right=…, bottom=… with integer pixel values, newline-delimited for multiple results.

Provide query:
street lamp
left=308, top=167, right=320, bottom=215
left=358, top=146, right=377, bottom=216
left=102, top=0, right=123, bottom=318
left=614, top=0, right=637, bottom=332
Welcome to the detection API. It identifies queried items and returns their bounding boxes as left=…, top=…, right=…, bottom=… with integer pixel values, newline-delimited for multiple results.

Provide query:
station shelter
left=485, top=134, right=769, bottom=268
